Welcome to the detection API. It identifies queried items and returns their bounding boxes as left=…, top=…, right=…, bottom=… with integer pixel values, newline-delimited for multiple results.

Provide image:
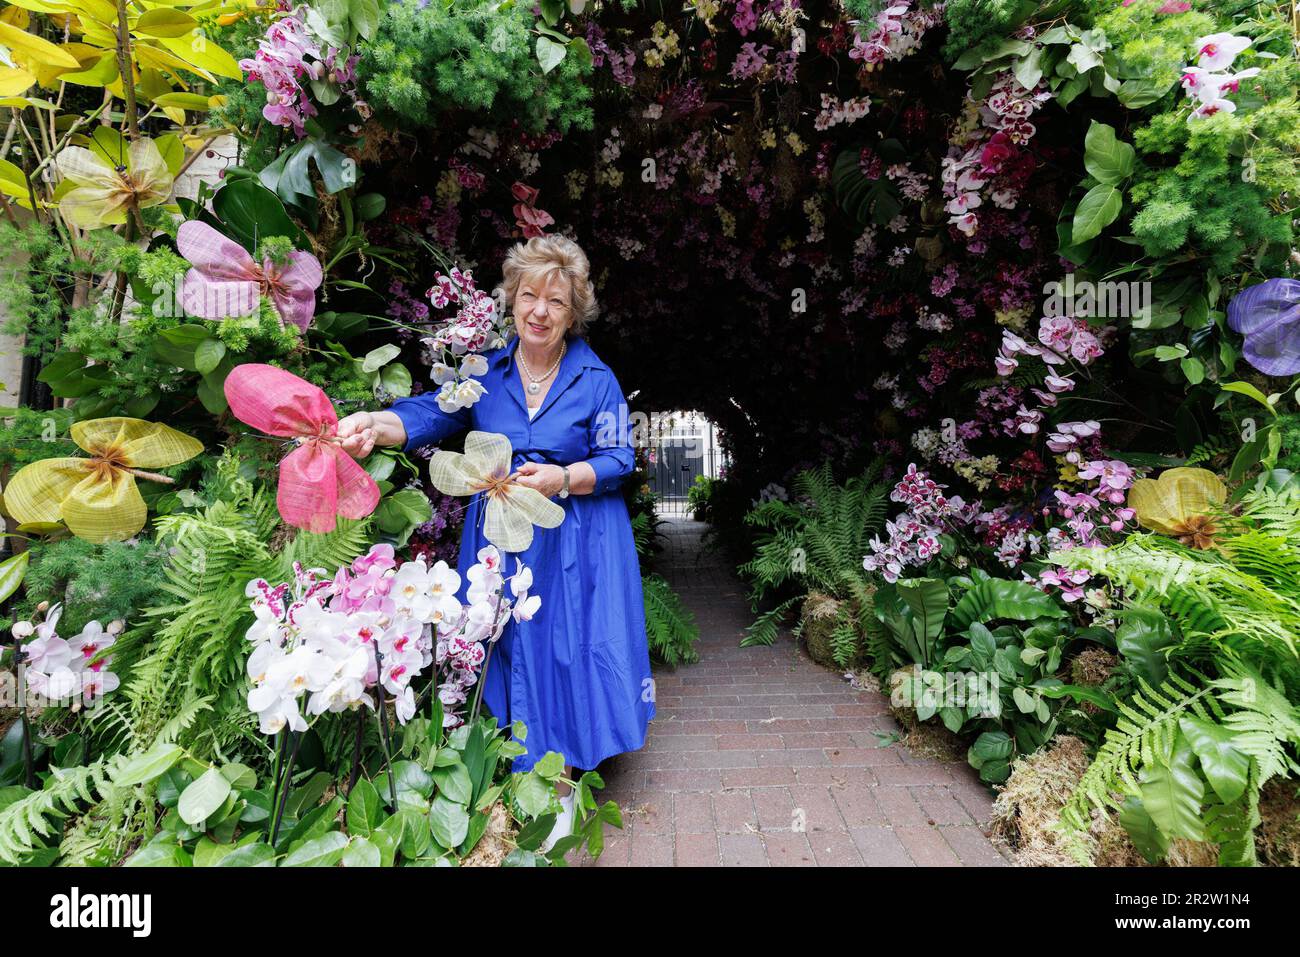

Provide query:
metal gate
left=650, top=440, right=704, bottom=516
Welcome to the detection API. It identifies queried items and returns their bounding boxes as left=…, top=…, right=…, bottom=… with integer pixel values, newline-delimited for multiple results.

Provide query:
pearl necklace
left=517, top=341, right=566, bottom=396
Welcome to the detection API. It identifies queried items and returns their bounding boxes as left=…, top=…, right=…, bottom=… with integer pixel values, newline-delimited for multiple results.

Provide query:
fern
left=1062, top=671, right=1217, bottom=831
left=0, top=759, right=119, bottom=865
left=641, top=574, right=700, bottom=667
left=740, top=596, right=801, bottom=648
left=739, top=460, right=889, bottom=656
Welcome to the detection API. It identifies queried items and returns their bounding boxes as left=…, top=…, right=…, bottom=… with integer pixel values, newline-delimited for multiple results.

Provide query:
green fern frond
left=1062, top=671, right=1215, bottom=832
left=641, top=575, right=700, bottom=667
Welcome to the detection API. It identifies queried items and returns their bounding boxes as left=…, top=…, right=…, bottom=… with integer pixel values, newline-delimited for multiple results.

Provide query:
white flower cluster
left=244, top=544, right=539, bottom=735
left=1180, top=32, right=1258, bottom=121
left=13, top=605, right=123, bottom=706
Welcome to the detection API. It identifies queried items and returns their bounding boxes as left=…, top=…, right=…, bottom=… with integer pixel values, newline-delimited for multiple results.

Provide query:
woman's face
left=513, top=272, right=574, bottom=354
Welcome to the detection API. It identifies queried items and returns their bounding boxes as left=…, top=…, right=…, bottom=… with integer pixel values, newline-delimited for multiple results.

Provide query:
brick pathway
left=577, top=517, right=1007, bottom=867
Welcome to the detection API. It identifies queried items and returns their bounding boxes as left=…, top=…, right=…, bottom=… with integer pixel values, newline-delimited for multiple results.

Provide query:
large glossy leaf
left=1071, top=182, right=1123, bottom=245
left=1082, top=120, right=1135, bottom=185
left=178, top=768, right=232, bottom=827
left=210, top=178, right=310, bottom=254
left=1139, top=743, right=1205, bottom=842
left=1179, top=716, right=1249, bottom=804
left=1115, top=606, right=1175, bottom=686
left=949, top=578, right=1064, bottom=631
left=1118, top=795, right=1168, bottom=864
left=895, top=577, right=948, bottom=644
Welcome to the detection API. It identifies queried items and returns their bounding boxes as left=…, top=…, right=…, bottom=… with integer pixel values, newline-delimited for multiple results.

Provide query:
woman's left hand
left=513, top=462, right=567, bottom=498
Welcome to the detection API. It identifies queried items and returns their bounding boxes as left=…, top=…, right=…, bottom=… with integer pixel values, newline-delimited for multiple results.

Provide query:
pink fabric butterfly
left=177, top=220, right=322, bottom=331
left=224, top=364, right=380, bottom=533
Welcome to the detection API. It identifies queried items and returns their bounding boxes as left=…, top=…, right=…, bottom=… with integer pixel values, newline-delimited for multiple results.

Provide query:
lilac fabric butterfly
left=1227, top=278, right=1300, bottom=377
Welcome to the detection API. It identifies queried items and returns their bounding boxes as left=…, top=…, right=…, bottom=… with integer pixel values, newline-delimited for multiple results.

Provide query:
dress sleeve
left=584, top=369, right=636, bottom=496
left=388, top=391, right=471, bottom=453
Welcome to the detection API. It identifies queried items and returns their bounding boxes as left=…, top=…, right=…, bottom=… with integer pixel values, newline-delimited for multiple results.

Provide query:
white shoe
left=540, top=791, right=575, bottom=853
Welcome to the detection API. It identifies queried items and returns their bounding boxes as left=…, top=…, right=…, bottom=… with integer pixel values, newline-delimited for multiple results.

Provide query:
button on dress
left=390, top=335, right=655, bottom=771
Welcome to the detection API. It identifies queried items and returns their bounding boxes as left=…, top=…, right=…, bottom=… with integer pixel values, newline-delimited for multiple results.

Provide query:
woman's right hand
left=336, top=411, right=379, bottom=459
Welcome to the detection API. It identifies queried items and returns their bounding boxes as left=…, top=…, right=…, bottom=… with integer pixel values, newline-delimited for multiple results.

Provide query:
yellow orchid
left=3, top=417, right=202, bottom=543
left=429, top=431, right=565, bottom=552
left=53, top=136, right=173, bottom=229
left=1128, top=467, right=1228, bottom=550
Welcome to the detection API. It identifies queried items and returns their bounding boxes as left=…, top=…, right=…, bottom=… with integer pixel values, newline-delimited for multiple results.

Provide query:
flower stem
left=371, top=642, right=398, bottom=808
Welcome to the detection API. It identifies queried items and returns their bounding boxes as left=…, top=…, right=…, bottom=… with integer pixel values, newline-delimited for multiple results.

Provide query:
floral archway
left=0, top=0, right=1297, bottom=868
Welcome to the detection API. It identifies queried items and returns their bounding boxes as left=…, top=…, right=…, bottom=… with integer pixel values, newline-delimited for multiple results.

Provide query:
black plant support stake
left=269, top=729, right=303, bottom=846
left=371, top=642, right=398, bottom=808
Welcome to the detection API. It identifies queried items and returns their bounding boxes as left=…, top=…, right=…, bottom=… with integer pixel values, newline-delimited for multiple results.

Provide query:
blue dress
left=389, top=335, right=655, bottom=771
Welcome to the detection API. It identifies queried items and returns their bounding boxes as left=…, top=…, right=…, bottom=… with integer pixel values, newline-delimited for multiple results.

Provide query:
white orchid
left=1195, top=32, right=1251, bottom=72
left=510, top=560, right=542, bottom=623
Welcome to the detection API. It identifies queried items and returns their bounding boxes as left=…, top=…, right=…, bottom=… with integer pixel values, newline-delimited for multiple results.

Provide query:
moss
left=461, top=801, right=517, bottom=867
left=1257, top=778, right=1300, bottom=868
left=800, top=591, right=843, bottom=668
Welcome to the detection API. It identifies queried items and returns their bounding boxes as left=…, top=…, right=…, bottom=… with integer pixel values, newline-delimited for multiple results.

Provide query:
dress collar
left=498, top=335, right=595, bottom=423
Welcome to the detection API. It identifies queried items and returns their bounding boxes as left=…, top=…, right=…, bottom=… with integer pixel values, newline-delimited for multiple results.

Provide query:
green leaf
left=1179, top=716, right=1249, bottom=805
left=378, top=363, right=411, bottom=398
left=1115, top=606, right=1175, bottom=687
left=178, top=769, right=232, bottom=827
left=1083, top=121, right=1135, bottom=185
left=1071, top=183, right=1123, bottom=245
left=361, top=343, right=400, bottom=373
left=114, top=742, right=184, bottom=788
left=194, top=338, right=226, bottom=375
left=949, top=578, right=1064, bottom=631
left=512, top=770, right=553, bottom=818
left=347, top=779, right=382, bottom=836
left=341, top=837, right=381, bottom=867
left=536, top=36, right=566, bottom=74
left=0, top=551, right=29, bottom=605
left=1012, top=49, right=1042, bottom=90
left=1118, top=796, right=1169, bottom=864
left=215, top=842, right=277, bottom=866
left=428, top=795, right=469, bottom=849
left=282, top=831, right=349, bottom=867
left=1221, top=381, right=1277, bottom=416
left=431, top=762, right=472, bottom=806
left=1139, top=743, right=1205, bottom=842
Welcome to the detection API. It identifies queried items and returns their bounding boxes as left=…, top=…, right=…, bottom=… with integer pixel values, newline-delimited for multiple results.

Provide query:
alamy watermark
left=1043, top=275, right=1150, bottom=323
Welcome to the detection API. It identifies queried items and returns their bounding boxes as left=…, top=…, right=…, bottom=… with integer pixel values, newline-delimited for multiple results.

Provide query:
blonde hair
left=496, top=235, right=599, bottom=337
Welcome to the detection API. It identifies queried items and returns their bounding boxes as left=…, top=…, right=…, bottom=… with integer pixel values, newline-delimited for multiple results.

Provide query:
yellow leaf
left=0, top=65, right=36, bottom=96
left=2, top=0, right=65, bottom=13
left=152, top=91, right=211, bottom=110
left=61, top=0, right=121, bottom=26
left=0, top=20, right=82, bottom=69
left=132, top=7, right=198, bottom=37
left=1, top=6, right=30, bottom=26
left=135, top=40, right=215, bottom=81
left=0, top=94, right=57, bottom=109
left=0, top=157, right=31, bottom=196
left=159, top=31, right=242, bottom=79
left=52, top=50, right=118, bottom=86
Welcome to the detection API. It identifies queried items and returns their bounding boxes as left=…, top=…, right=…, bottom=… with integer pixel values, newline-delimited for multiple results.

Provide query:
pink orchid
left=178, top=220, right=323, bottom=332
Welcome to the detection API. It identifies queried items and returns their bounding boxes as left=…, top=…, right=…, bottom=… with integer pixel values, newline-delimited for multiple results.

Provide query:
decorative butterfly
left=224, top=364, right=380, bottom=534
left=428, top=431, right=565, bottom=552
left=2, top=417, right=202, bottom=543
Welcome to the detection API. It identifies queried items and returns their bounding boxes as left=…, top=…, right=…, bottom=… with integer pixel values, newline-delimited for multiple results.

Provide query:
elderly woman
left=336, top=235, right=654, bottom=849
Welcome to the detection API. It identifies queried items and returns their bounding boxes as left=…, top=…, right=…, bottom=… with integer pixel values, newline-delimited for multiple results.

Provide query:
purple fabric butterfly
left=1227, top=278, right=1300, bottom=377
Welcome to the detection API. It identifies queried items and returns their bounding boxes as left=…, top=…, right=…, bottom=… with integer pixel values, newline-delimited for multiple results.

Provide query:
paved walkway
left=580, top=517, right=1007, bottom=867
